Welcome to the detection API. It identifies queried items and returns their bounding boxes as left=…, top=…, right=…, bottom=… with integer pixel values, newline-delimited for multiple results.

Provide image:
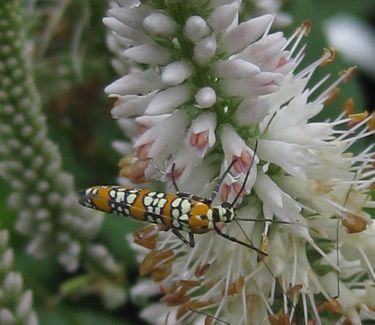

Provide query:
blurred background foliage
left=0, top=0, right=374, bottom=324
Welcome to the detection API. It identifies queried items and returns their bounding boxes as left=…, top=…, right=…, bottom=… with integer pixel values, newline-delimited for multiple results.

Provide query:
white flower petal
left=221, top=14, right=273, bottom=55
left=207, top=2, right=239, bottom=33
left=131, top=280, right=161, bottom=300
left=258, top=139, right=315, bottom=178
left=143, top=13, right=177, bottom=36
left=134, top=111, right=189, bottom=158
left=194, top=34, right=217, bottom=64
left=236, top=32, right=286, bottom=67
left=111, top=93, right=155, bottom=118
left=135, top=114, right=171, bottom=128
left=213, top=59, right=260, bottom=79
left=124, top=44, right=170, bottom=65
left=105, top=69, right=162, bottom=96
left=195, top=87, right=216, bottom=108
left=235, top=97, right=271, bottom=124
left=320, top=273, right=361, bottom=309
left=108, top=7, right=150, bottom=29
left=221, top=72, right=283, bottom=97
left=161, top=61, right=192, bottom=86
left=144, top=85, right=190, bottom=115
left=187, top=112, right=217, bottom=157
left=184, top=15, right=210, bottom=43
left=220, top=124, right=250, bottom=158
left=103, top=17, right=149, bottom=43
left=139, top=303, right=169, bottom=325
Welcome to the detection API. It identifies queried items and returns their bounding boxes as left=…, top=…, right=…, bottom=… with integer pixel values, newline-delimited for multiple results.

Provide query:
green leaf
left=36, top=303, right=129, bottom=325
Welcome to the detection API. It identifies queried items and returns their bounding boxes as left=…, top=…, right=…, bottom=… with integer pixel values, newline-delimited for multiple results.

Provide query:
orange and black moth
left=80, top=186, right=236, bottom=243
left=78, top=142, right=266, bottom=254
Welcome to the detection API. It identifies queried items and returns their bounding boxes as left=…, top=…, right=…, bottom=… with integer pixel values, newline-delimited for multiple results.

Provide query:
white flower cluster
left=0, top=230, right=38, bottom=325
left=105, top=1, right=375, bottom=324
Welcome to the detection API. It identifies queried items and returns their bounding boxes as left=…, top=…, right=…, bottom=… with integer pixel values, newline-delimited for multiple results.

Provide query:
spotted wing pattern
left=79, top=186, right=203, bottom=233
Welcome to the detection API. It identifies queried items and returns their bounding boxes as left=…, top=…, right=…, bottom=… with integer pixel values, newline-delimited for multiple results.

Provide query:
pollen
left=259, top=235, right=269, bottom=260
left=320, top=47, right=337, bottom=67
left=195, top=263, right=210, bottom=277
left=342, top=213, right=368, bottom=234
left=151, top=265, right=171, bottom=281
left=133, top=224, right=162, bottom=249
left=139, top=248, right=174, bottom=276
left=317, top=299, right=342, bottom=314
left=179, top=279, right=201, bottom=288
left=314, top=180, right=333, bottom=195
left=298, top=20, right=312, bottom=36
left=136, top=142, right=152, bottom=161
left=222, top=276, right=244, bottom=296
left=129, top=160, right=149, bottom=184
left=348, top=111, right=369, bottom=128
left=339, top=66, right=357, bottom=83
left=324, top=87, right=340, bottom=106
left=287, top=284, right=303, bottom=298
left=190, top=131, right=208, bottom=149
left=176, top=299, right=214, bottom=320
left=161, top=286, right=190, bottom=306
left=269, top=313, right=290, bottom=325
left=368, top=112, right=375, bottom=131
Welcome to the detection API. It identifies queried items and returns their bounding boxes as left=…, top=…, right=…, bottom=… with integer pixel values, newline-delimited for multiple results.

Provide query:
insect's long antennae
left=209, top=159, right=238, bottom=202
left=335, top=217, right=340, bottom=299
left=230, top=140, right=258, bottom=207
left=234, top=218, right=298, bottom=311
left=171, top=163, right=180, bottom=192
left=189, top=308, right=230, bottom=325
left=235, top=217, right=308, bottom=228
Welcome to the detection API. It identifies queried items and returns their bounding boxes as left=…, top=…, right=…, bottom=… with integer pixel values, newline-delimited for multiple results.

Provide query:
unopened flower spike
left=97, top=1, right=375, bottom=324
left=0, top=0, right=125, bottom=308
left=0, top=230, right=38, bottom=325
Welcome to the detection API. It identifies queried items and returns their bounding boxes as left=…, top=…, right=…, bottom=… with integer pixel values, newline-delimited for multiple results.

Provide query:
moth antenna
left=171, top=163, right=180, bottom=192
left=209, top=159, right=238, bottom=203
left=188, top=308, right=230, bottom=325
left=233, top=218, right=298, bottom=311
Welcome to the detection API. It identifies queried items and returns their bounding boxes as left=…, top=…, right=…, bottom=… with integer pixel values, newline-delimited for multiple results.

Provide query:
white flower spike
left=104, top=1, right=375, bottom=324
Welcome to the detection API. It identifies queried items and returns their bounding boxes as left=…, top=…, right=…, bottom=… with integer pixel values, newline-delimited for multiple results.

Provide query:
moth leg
left=172, top=229, right=195, bottom=247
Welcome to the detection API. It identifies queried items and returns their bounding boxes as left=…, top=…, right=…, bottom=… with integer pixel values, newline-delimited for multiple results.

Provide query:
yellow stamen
left=287, top=284, right=303, bottom=297
left=297, top=20, right=312, bottom=36
left=133, top=224, right=166, bottom=250
left=204, top=317, right=214, bottom=325
left=317, top=299, right=342, bottom=314
left=161, top=287, right=190, bottom=306
left=314, top=180, right=333, bottom=195
left=342, top=213, right=368, bottom=234
left=324, top=87, right=340, bottom=106
left=139, top=248, right=174, bottom=276
left=195, top=263, right=210, bottom=277
left=320, top=48, right=337, bottom=67
left=348, top=111, right=369, bottom=128
left=258, top=235, right=269, bottom=261
left=152, top=266, right=171, bottom=281
left=368, top=112, right=375, bottom=130
left=179, top=279, right=201, bottom=288
left=269, top=313, right=290, bottom=325
left=343, top=98, right=354, bottom=116
left=176, top=299, right=215, bottom=319
left=339, top=66, right=357, bottom=83
left=222, top=276, right=244, bottom=296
